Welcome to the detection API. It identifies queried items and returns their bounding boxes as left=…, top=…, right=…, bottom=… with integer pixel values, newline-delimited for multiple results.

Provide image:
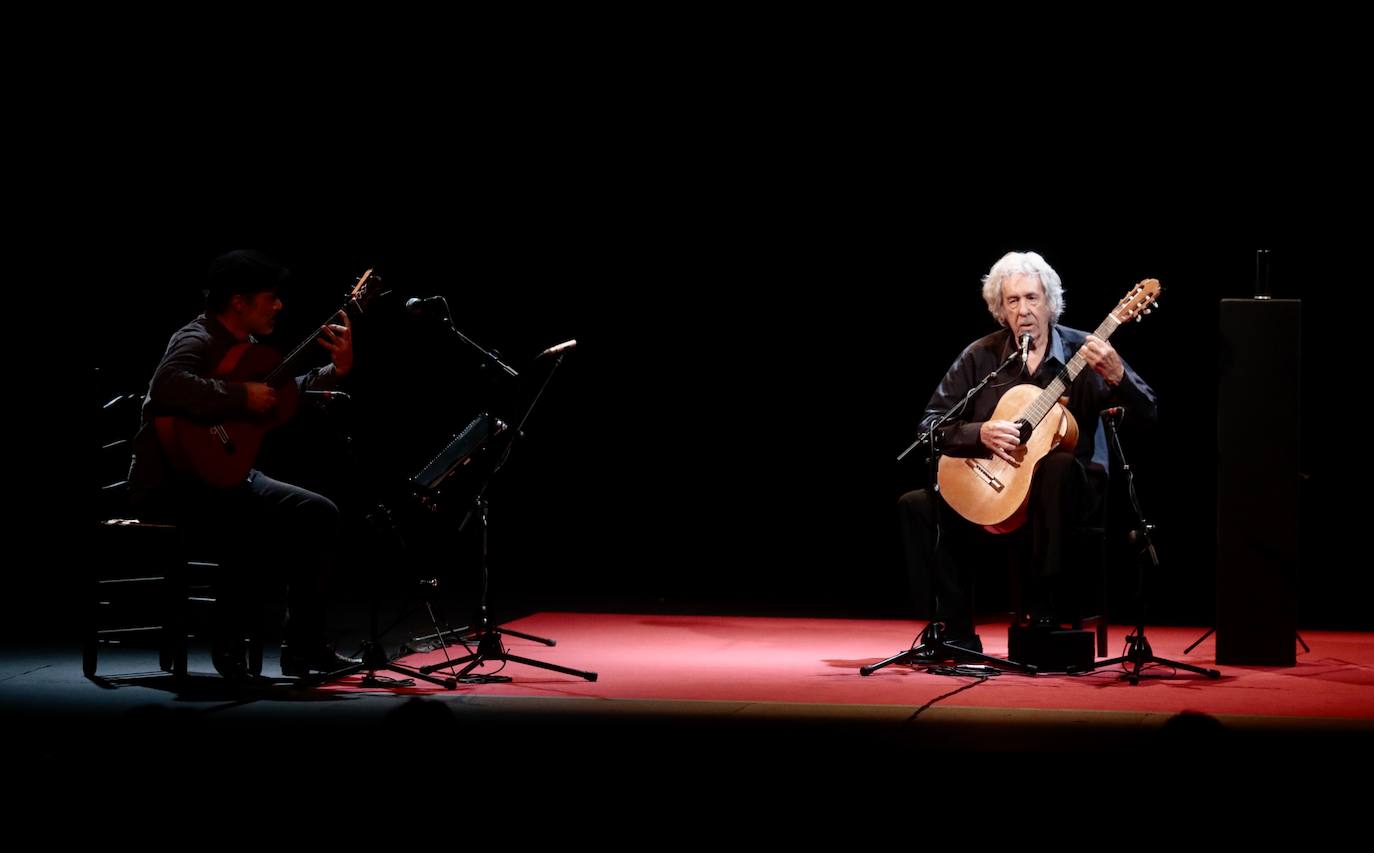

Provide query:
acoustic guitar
left=937, top=279, right=1159, bottom=533
left=154, top=270, right=384, bottom=488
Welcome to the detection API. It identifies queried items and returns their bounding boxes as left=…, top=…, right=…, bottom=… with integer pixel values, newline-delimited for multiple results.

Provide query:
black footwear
left=280, top=643, right=360, bottom=678
left=211, top=640, right=251, bottom=679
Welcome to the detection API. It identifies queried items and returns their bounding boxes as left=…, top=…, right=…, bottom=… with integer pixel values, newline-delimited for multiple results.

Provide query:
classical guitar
left=155, top=270, right=384, bottom=488
left=937, top=279, right=1159, bottom=533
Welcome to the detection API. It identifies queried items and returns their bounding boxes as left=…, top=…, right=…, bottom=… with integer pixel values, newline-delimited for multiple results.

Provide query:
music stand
left=410, top=339, right=597, bottom=684
left=404, top=413, right=559, bottom=657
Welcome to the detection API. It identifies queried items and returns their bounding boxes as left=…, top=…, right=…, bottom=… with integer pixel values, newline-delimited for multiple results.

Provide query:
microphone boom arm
left=412, top=295, right=520, bottom=378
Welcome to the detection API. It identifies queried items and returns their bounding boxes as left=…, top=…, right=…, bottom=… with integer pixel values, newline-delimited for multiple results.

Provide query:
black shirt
left=920, top=324, right=1157, bottom=478
left=127, top=313, right=340, bottom=500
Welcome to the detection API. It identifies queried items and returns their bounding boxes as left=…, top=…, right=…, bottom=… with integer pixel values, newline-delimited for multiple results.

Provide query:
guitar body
left=937, top=383, right=1078, bottom=534
left=154, top=342, right=300, bottom=489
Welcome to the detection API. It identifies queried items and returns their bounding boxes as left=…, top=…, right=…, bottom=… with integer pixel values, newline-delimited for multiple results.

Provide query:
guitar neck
left=263, top=299, right=357, bottom=384
left=1021, top=314, right=1122, bottom=427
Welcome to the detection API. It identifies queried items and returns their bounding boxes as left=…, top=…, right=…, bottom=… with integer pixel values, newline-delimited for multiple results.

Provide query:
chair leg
left=84, top=569, right=101, bottom=678
left=248, top=622, right=264, bottom=676
left=163, top=564, right=190, bottom=677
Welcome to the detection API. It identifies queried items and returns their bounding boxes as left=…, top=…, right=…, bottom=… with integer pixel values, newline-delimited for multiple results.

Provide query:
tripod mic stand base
left=419, top=626, right=598, bottom=683
left=408, top=623, right=557, bottom=653
left=298, top=640, right=460, bottom=690
left=1068, top=632, right=1221, bottom=685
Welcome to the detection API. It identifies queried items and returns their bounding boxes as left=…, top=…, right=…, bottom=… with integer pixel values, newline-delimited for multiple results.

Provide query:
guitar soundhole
left=1015, top=419, right=1032, bottom=444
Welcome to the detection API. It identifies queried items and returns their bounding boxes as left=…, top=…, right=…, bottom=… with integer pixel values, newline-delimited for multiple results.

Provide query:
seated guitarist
left=898, top=251, right=1157, bottom=654
left=128, top=249, right=359, bottom=678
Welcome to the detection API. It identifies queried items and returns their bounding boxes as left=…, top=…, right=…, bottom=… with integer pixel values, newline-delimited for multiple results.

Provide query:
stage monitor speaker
left=1217, top=298, right=1300, bottom=666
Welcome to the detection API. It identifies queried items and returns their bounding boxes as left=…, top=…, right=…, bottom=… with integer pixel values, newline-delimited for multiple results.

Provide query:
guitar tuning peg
left=1136, top=315, right=1143, bottom=322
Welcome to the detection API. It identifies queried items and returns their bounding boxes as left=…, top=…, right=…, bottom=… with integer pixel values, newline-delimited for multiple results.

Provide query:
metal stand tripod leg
left=300, top=639, right=458, bottom=690
left=1073, top=631, right=1219, bottom=685
left=1069, top=412, right=1220, bottom=685
left=298, top=564, right=458, bottom=690
left=1183, top=627, right=1214, bottom=655
left=423, top=617, right=598, bottom=683
left=412, top=622, right=558, bottom=650
left=1185, top=627, right=1309, bottom=656
left=417, top=497, right=597, bottom=684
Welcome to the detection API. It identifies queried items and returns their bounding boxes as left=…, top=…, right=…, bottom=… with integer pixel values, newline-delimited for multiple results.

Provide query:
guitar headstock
left=346, top=268, right=389, bottom=315
left=1112, top=278, right=1160, bottom=324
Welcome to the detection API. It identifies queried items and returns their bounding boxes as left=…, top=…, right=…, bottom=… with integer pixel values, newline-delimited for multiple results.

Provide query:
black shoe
left=211, top=640, right=251, bottom=680
left=280, top=643, right=361, bottom=678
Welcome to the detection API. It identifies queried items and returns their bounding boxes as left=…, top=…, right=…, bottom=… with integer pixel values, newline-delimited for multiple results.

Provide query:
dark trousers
left=141, top=470, right=340, bottom=649
left=898, top=452, right=1100, bottom=633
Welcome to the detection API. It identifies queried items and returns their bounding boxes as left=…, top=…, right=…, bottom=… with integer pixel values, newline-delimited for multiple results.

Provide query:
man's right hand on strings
left=980, top=419, right=1022, bottom=463
left=244, top=382, right=278, bottom=414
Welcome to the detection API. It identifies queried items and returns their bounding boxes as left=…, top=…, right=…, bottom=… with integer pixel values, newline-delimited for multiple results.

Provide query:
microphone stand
left=1067, top=409, right=1220, bottom=684
left=895, top=342, right=1024, bottom=464
left=414, top=296, right=519, bottom=378
left=865, top=343, right=1037, bottom=677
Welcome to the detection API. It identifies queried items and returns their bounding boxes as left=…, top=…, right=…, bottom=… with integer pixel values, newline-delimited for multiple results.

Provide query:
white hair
left=980, top=251, right=1065, bottom=327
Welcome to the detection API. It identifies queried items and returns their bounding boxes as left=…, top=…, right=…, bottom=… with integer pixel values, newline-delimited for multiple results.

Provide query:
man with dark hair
left=128, top=249, right=358, bottom=678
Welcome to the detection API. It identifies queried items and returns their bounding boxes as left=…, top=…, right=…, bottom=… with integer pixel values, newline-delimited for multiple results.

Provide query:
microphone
left=1018, top=333, right=1031, bottom=364
left=405, top=296, right=447, bottom=315
left=1100, top=406, right=1125, bottom=419
left=538, top=339, right=577, bottom=358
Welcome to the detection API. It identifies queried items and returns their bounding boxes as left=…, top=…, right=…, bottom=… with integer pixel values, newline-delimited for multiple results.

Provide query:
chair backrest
left=98, top=387, right=143, bottom=520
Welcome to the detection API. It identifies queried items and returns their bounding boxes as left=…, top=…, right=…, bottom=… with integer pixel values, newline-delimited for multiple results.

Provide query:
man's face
left=1001, top=273, right=1049, bottom=349
left=237, top=289, right=282, bottom=337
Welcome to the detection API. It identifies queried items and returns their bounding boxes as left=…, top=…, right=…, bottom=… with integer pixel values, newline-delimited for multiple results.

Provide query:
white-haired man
left=898, top=251, right=1157, bottom=655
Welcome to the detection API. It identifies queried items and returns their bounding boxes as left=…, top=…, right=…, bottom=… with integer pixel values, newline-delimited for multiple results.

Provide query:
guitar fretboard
left=264, top=271, right=374, bottom=384
left=263, top=316, right=340, bottom=384
left=1018, top=314, right=1121, bottom=428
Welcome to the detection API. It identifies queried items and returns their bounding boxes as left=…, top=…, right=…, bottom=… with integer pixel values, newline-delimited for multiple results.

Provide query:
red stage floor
left=323, top=612, right=1374, bottom=722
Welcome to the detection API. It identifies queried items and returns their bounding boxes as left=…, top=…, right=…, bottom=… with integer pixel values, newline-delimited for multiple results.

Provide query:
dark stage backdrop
left=3, top=13, right=1364, bottom=649
left=65, top=201, right=1365, bottom=636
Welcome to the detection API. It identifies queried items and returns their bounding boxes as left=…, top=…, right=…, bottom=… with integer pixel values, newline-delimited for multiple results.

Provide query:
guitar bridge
left=210, top=424, right=235, bottom=454
left=964, top=458, right=1005, bottom=492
